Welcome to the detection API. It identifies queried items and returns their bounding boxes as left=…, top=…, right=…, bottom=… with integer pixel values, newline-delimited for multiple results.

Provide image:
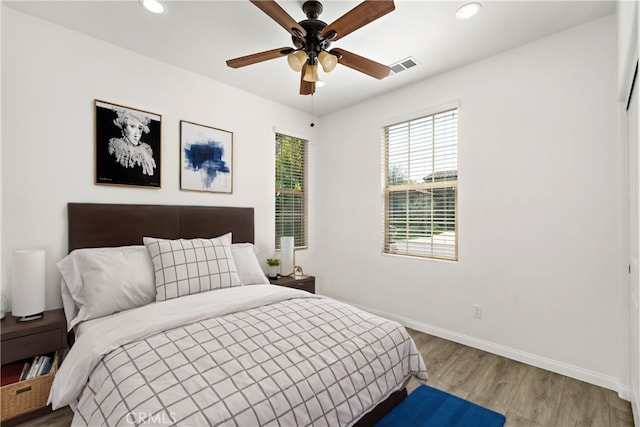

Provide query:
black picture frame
left=95, top=99, right=161, bottom=188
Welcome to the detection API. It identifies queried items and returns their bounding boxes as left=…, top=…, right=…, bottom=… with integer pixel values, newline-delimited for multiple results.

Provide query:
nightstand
left=1, top=308, right=67, bottom=425
left=269, top=275, right=315, bottom=294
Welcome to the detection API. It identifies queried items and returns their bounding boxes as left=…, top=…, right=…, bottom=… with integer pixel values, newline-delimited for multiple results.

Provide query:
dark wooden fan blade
left=250, top=0, right=307, bottom=38
left=299, top=64, right=316, bottom=95
left=321, top=0, right=395, bottom=41
left=332, top=48, right=390, bottom=79
left=226, top=47, right=291, bottom=68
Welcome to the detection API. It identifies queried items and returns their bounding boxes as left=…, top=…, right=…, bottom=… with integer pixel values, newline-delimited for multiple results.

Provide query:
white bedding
left=50, top=285, right=428, bottom=426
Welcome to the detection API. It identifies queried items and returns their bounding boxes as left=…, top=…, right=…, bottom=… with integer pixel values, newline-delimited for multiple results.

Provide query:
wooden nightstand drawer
left=269, top=275, right=316, bottom=294
left=2, top=330, right=65, bottom=365
left=1, top=309, right=67, bottom=365
left=288, top=278, right=315, bottom=293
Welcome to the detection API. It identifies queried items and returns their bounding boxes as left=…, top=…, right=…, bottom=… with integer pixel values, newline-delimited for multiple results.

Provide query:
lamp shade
left=287, top=50, right=308, bottom=72
left=303, top=64, right=320, bottom=82
left=280, top=237, right=295, bottom=277
left=12, top=249, right=45, bottom=321
left=318, top=51, right=338, bottom=73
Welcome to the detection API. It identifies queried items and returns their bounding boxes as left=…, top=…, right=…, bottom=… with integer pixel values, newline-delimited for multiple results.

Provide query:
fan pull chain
left=310, top=94, right=315, bottom=128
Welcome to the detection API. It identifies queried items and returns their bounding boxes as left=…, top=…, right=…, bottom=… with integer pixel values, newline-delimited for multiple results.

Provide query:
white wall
left=618, top=0, right=639, bottom=100
left=1, top=8, right=313, bottom=310
left=310, top=15, right=626, bottom=393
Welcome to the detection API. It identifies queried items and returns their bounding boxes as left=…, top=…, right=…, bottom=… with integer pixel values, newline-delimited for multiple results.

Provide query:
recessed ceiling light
left=456, top=2, right=481, bottom=20
left=141, top=0, right=166, bottom=14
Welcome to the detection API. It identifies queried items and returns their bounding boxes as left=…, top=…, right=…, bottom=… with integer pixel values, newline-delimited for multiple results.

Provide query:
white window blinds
left=383, top=108, right=458, bottom=260
left=275, top=133, right=307, bottom=249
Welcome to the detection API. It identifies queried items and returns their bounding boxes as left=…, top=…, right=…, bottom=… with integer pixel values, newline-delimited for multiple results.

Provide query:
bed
left=49, top=203, right=428, bottom=426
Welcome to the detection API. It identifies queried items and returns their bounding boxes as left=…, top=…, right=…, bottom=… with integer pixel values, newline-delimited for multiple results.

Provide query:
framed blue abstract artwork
left=180, top=120, right=233, bottom=193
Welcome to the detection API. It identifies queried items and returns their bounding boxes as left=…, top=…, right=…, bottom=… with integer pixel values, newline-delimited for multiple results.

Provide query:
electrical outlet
left=473, top=304, right=483, bottom=319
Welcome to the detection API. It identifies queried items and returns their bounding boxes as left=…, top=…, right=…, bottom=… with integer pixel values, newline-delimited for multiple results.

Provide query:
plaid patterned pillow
left=143, top=233, right=241, bottom=302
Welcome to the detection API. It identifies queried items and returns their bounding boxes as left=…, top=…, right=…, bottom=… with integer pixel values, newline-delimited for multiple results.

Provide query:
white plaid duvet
left=50, top=286, right=427, bottom=426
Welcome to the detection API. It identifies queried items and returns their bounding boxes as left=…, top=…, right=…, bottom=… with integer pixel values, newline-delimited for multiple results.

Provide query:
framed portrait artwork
left=180, top=120, right=233, bottom=194
left=95, top=100, right=161, bottom=188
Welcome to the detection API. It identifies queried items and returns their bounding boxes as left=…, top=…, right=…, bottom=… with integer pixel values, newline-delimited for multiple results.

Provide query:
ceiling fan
left=226, top=0, right=395, bottom=95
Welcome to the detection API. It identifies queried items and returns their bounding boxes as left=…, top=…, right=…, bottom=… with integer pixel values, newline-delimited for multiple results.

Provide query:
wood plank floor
left=405, top=328, right=635, bottom=427
left=16, top=328, right=635, bottom=426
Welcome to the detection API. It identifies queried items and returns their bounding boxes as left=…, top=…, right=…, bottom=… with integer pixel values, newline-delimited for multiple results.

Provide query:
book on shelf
left=19, top=360, right=31, bottom=381
left=39, top=356, right=53, bottom=376
left=1, top=362, right=24, bottom=386
left=1, top=352, right=55, bottom=386
left=25, top=355, right=41, bottom=379
left=27, top=354, right=53, bottom=379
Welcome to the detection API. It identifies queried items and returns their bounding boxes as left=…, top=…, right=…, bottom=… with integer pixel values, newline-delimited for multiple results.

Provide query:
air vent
left=390, top=57, right=418, bottom=75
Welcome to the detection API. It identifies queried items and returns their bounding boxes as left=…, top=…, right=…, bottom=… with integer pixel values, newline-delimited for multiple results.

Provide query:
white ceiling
left=5, top=0, right=615, bottom=116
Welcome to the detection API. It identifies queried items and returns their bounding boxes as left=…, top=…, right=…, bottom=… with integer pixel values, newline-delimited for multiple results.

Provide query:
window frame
left=275, top=132, right=308, bottom=250
left=382, top=104, right=459, bottom=261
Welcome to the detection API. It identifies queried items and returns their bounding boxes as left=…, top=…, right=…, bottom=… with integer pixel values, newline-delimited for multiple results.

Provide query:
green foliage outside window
left=276, top=134, right=306, bottom=249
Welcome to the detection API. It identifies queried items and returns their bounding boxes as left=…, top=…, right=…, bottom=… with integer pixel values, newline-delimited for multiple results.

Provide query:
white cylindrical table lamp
left=12, top=249, right=45, bottom=321
left=280, top=236, right=295, bottom=277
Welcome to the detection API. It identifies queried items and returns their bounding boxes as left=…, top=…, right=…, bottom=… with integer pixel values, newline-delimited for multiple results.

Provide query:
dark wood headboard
left=67, top=203, right=254, bottom=252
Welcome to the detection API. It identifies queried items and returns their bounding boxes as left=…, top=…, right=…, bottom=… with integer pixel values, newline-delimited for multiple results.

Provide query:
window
left=275, top=133, right=307, bottom=249
left=383, top=108, right=458, bottom=260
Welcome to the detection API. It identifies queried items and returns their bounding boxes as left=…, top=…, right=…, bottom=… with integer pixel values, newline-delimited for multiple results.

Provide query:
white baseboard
left=344, top=300, right=631, bottom=401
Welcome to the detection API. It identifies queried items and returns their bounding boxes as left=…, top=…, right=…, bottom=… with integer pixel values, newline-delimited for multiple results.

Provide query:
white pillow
left=57, top=246, right=156, bottom=330
left=144, top=233, right=241, bottom=302
left=231, top=243, right=269, bottom=285
left=60, top=278, right=79, bottom=331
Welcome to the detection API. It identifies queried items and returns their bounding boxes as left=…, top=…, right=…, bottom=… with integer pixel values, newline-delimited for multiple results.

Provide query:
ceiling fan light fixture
left=140, top=0, right=166, bottom=14
left=226, top=0, right=397, bottom=94
left=287, top=50, right=308, bottom=72
left=318, top=51, right=338, bottom=73
left=303, top=64, right=320, bottom=83
left=456, top=2, right=481, bottom=20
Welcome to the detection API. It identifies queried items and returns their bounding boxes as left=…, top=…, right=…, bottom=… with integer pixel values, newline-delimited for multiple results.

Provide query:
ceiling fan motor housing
left=303, top=0, right=323, bottom=18
left=293, top=0, right=332, bottom=63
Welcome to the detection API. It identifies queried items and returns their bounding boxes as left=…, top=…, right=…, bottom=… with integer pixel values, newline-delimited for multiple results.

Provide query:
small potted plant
left=266, top=257, right=280, bottom=280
